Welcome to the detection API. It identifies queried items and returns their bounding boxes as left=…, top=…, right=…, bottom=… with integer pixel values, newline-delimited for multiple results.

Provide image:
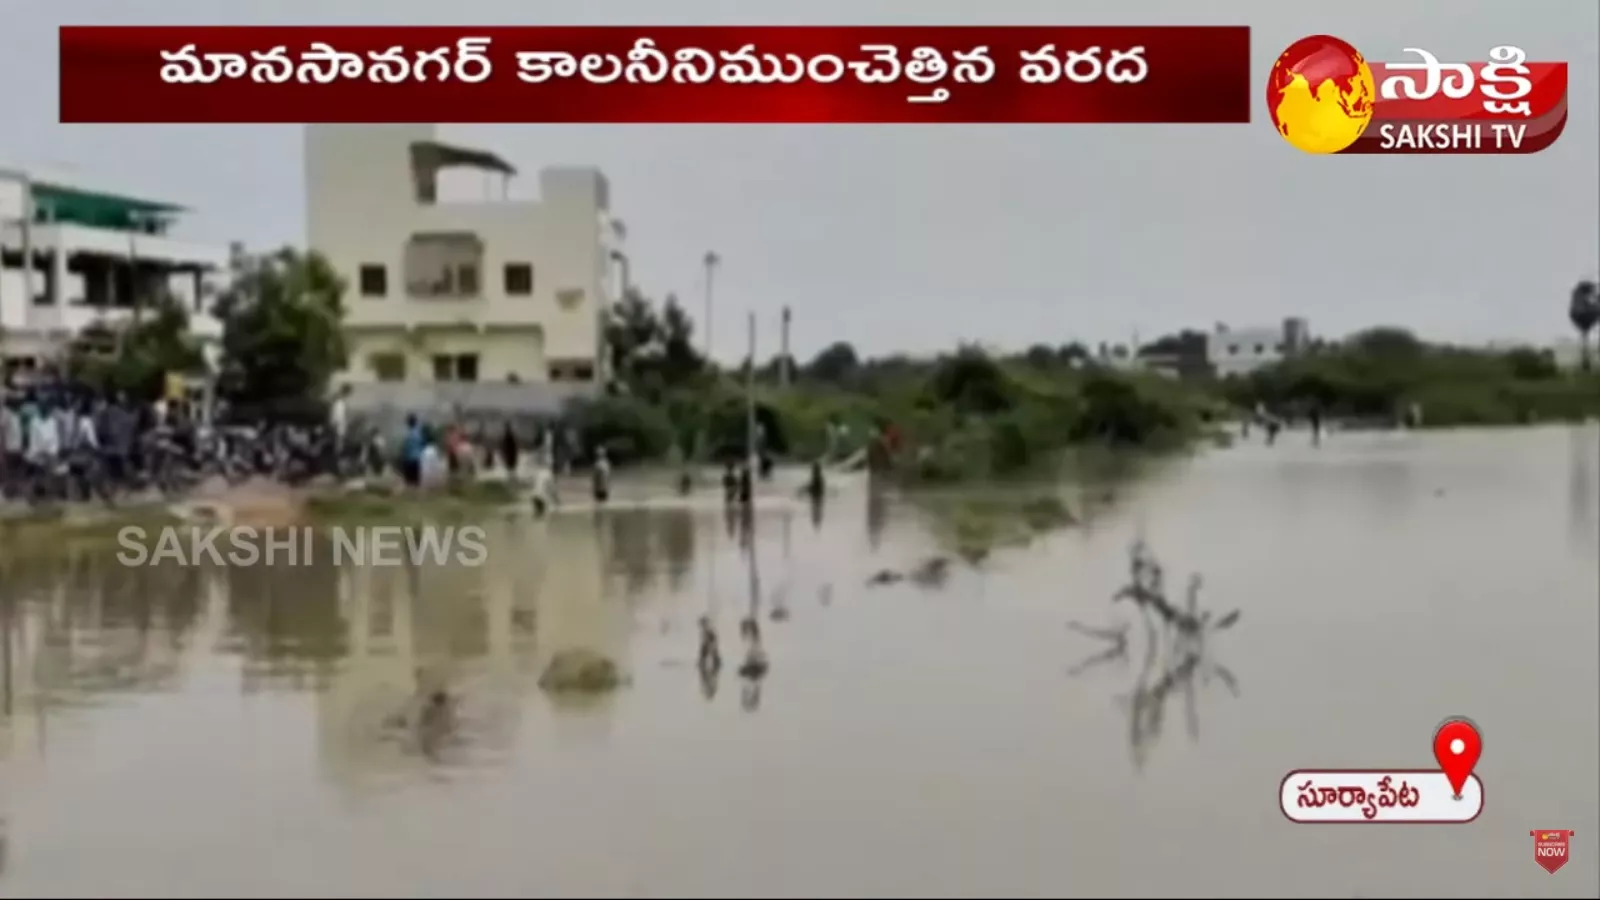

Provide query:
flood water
left=0, top=427, right=1594, bottom=898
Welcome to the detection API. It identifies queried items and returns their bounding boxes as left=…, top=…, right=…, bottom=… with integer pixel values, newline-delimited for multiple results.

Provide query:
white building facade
left=1206, top=317, right=1311, bottom=377
left=305, top=126, right=616, bottom=404
left=0, top=167, right=226, bottom=381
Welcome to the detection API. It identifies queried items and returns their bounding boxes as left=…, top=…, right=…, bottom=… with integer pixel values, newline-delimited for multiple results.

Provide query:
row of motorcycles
left=2, top=423, right=375, bottom=507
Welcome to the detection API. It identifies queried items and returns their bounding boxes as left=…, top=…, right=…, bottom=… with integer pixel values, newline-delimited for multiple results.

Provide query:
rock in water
left=538, top=649, right=624, bottom=693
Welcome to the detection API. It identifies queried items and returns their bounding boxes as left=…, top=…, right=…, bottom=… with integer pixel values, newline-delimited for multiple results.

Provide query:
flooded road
left=0, top=427, right=1594, bottom=898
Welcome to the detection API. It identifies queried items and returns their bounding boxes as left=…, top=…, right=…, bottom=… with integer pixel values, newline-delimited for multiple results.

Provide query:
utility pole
left=702, top=251, right=720, bottom=364
left=779, top=306, right=792, bottom=387
left=746, top=311, right=757, bottom=469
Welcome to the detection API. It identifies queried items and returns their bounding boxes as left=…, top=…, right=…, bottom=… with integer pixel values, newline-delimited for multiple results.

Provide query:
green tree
left=1569, top=279, right=1598, bottom=372
left=655, top=293, right=706, bottom=387
left=923, top=345, right=1014, bottom=416
left=803, top=341, right=860, bottom=384
left=603, top=288, right=706, bottom=399
left=68, top=294, right=205, bottom=399
left=604, top=288, right=659, bottom=386
left=214, top=248, right=347, bottom=423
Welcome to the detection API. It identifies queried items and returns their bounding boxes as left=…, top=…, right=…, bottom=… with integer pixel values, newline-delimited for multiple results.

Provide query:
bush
left=565, top=394, right=674, bottom=465
left=1225, top=332, right=1600, bottom=427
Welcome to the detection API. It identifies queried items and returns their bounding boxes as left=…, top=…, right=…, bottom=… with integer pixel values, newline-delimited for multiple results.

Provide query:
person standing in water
left=736, top=460, right=754, bottom=508
left=721, top=459, right=739, bottom=506
left=531, top=452, right=556, bottom=517
left=1308, top=404, right=1324, bottom=446
left=400, top=414, right=424, bottom=488
left=591, top=446, right=611, bottom=504
left=803, top=458, right=826, bottom=505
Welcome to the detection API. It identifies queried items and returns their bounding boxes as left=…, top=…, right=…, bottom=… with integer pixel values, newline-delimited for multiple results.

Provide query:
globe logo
left=1267, top=35, right=1376, bottom=154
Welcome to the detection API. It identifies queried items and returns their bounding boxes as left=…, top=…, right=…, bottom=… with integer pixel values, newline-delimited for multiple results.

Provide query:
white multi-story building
left=0, top=165, right=226, bottom=381
left=305, top=126, right=616, bottom=405
left=1206, top=317, right=1310, bottom=377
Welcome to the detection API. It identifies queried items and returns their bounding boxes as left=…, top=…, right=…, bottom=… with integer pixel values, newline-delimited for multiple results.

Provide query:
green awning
left=30, top=182, right=185, bottom=230
left=409, top=140, right=516, bottom=176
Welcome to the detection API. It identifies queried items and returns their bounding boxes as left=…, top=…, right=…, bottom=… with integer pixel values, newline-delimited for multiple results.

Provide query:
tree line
left=67, top=246, right=1600, bottom=445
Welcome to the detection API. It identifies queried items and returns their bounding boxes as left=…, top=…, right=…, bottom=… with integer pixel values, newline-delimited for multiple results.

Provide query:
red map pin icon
left=1433, top=717, right=1482, bottom=799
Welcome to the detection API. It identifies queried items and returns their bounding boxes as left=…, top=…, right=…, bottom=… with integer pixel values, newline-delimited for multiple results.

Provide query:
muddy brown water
left=0, top=426, right=1594, bottom=898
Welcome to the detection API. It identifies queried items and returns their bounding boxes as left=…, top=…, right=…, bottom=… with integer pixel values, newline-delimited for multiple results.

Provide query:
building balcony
left=1, top=222, right=229, bottom=271
left=344, top=293, right=591, bottom=331
left=18, top=302, right=221, bottom=340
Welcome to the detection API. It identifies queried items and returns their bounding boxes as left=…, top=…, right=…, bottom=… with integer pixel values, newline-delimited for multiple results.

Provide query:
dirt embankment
left=179, top=477, right=310, bottom=527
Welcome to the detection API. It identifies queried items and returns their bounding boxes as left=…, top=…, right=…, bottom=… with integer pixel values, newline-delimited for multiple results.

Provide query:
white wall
left=305, top=125, right=611, bottom=376
left=1208, top=325, right=1289, bottom=377
left=0, top=176, right=25, bottom=223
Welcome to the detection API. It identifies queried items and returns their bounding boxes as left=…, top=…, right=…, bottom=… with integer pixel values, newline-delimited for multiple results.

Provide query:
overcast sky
left=6, top=0, right=1597, bottom=361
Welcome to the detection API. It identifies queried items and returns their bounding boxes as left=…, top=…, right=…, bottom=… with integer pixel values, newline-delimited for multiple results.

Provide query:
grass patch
left=910, top=488, right=1077, bottom=564
left=305, top=477, right=520, bottom=525
left=0, top=504, right=185, bottom=559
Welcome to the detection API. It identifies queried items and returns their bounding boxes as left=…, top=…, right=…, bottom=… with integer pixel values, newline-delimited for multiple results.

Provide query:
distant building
left=0, top=165, right=226, bottom=381
left=305, top=125, right=617, bottom=417
left=1206, top=317, right=1310, bottom=377
left=1134, top=329, right=1211, bottom=379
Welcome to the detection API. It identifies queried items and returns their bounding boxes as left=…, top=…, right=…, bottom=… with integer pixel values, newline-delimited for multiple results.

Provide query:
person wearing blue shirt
left=400, top=414, right=424, bottom=487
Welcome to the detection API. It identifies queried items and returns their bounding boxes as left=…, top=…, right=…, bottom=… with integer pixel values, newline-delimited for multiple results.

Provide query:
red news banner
left=1353, top=48, right=1568, bottom=154
left=57, top=26, right=1252, bottom=125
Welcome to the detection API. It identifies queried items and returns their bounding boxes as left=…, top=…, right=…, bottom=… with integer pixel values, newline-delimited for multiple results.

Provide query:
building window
left=549, top=360, right=596, bottom=382
left=358, top=265, right=387, bottom=297
left=1254, top=343, right=1265, bottom=355
left=432, top=354, right=480, bottom=382
left=504, top=263, right=533, bottom=295
left=368, top=353, right=406, bottom=381
left=3, top=357, right=39, bottom=382
left=1228, top=344, right=1239, bottom=355
left=405, top=232, right=483, bottom=298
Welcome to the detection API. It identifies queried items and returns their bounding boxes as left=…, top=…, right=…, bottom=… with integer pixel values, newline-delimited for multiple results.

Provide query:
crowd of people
left=0, top=384, right=234, bottom=504
left=0, top=380, right=366, bottom=507
left=0, top=372, right=843, bottom=515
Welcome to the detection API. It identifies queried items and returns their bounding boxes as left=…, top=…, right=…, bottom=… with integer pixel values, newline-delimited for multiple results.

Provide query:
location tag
left=1433, top=717, right=1483, bottom=799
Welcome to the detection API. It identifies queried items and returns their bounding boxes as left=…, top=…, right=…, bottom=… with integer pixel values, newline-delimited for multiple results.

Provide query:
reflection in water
left=1570, top=424, right=1597, bottom=540
left=1069, top=618, right=1242, bottom=772
left=866, top=482, right=888, bottom=551
left=0, top=431, right=1593, bottom=896
left=1069, top=543, right=1242, bottom=771
left=738, top=510, right=770, bottom=712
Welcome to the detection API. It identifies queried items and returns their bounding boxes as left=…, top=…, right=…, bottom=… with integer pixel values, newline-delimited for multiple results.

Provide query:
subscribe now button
left=1280, top=771, right=1484, bottom=823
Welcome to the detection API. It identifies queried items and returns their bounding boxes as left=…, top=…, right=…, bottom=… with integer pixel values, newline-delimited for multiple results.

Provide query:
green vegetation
left=0, top=504, right=184, bottom=558
left=304, top=478, right=520, bottom=525
left=63, top=246, right=1596, bottom=478
left=1218, top=326, right=1600, bottom=427
left=214, top=249, right=349, bottom=423
left=575, top=290, right=1219, bottom=483
left=63, top=247, right=349, bottom=422
left=69, top=296, right=207, bottom=398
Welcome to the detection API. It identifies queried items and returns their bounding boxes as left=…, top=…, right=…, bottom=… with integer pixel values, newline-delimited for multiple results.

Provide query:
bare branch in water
left=1069, top=540, right=1245, bottom=769
left=1112, top=540, right=1241, bottom=636
left=1066, top=621, right=1130, bottom=645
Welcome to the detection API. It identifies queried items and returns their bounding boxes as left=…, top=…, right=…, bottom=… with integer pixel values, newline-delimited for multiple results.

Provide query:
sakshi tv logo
left=1267, top=35, right=1568, bottom=155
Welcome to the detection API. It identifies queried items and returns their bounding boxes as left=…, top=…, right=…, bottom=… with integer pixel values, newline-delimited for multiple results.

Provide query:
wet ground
left=0, top=426, right=1594, bottom=898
